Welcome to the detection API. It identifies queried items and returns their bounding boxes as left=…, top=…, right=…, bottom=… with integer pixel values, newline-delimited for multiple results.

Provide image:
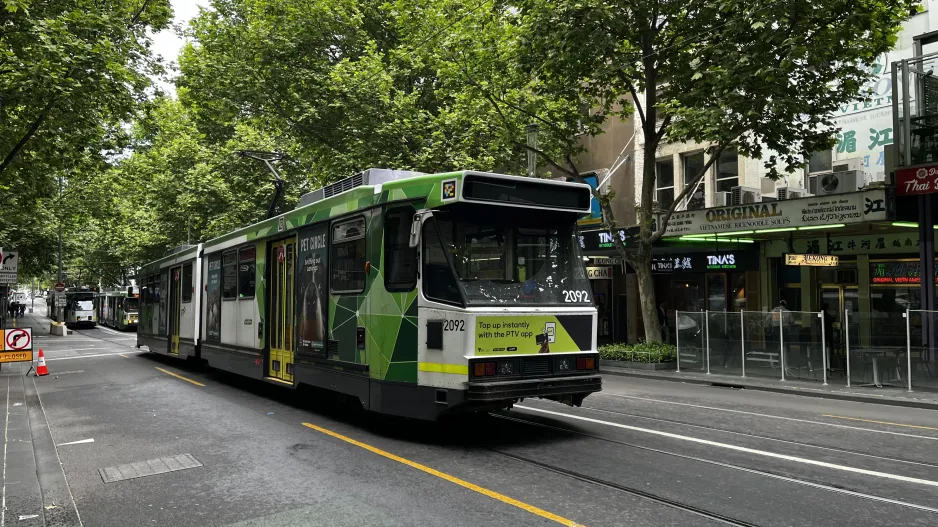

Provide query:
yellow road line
left=418, top=362, right=468, bottom=375
left=155, top=367, right=205, bottom=387
left=822, top=415, right=938, bottom=431
left=301, top=422, right=583, bottom=527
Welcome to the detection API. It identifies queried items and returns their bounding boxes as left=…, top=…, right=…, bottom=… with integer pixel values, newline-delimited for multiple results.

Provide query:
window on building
left=716, top=148, right=739, bottom=192
left=238, top=247, right=256, bottom=299
left=384, top=207, right=418, bottom=292
left=808, top=150, right=832, bottom=173
left=222, top=251, right=237, bottom=300
left=655, top=159, right=674, bottom=210
left=332, top=217, right=367, bottom=293
left=182, top=263, right=193, bottom=303
left=683, top=152, right=706, bottom=210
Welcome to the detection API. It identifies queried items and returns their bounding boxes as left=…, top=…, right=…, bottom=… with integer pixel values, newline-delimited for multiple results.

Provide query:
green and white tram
left=137, top=169, right=601, bottom=419
left=63, top=290, right=97, bottom=328
left=96, top=290, right=140, bottom=330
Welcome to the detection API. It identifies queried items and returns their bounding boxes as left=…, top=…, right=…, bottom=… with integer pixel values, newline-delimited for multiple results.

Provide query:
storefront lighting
left=754, top=227, right=796, bottom=233
left=797, top=224, right=845, bottom=231
left=679, top=233, right=719, bottom=238
left=892, top=222, right=919, bottom=228
left=677, top=236, right=754, bottom=244
left=716, top=230, right=754, bottom=237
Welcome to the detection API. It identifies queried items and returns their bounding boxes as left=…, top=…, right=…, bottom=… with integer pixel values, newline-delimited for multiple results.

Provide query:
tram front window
left=123, top=297, right=139, bottom=312
left=425, top=209, right=590, bottom=306
left=76, top=300, right=94, bottom=311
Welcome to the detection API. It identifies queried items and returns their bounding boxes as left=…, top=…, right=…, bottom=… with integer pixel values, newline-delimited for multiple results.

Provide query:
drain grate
left=98, top=453, right=202, bottom=483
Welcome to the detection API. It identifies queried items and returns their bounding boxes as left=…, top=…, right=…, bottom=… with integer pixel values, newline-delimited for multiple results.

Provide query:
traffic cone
left=36, top=349, right=49, bottom=377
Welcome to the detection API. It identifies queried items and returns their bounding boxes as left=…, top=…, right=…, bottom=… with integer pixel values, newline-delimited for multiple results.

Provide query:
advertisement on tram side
left=296, top=224, right=329, bottom=357
left=206, top=254, right=222, bottom=342
left=474, top=315, right=593, bottom=356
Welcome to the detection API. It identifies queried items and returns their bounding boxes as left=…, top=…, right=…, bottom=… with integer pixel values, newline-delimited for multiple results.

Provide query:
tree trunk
left=633, top=250, right=662, bottom=343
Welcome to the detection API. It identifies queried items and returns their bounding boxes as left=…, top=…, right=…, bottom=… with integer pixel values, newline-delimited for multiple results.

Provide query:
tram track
left=70, top=327, right=140, bottom=350
left=492, top=412, right=938, bottom=517
left=574, top=403, right=938, bottom=470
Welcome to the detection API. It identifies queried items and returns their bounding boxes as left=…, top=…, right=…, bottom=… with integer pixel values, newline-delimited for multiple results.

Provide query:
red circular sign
left=5, top=328, right=31, bottom=351
left=54, top=283, right=65, bottom=292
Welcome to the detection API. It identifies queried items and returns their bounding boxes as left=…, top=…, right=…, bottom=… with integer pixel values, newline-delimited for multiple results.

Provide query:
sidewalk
left=1, top=306, right=80, bottom=525
left=600, top=362, right=938, bottom=411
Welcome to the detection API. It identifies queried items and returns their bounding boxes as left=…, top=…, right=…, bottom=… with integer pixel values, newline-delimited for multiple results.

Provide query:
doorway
left=820, top=286, right=859, bottom=356
left=268, top=238, right=296, bottom=383
left=169, top=266, right=183, bottom=354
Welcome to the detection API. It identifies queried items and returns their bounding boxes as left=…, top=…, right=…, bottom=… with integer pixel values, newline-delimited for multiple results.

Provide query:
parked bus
left=137, top=169, right=600, bottom=419
left=96, top=290, right=140, bottom=330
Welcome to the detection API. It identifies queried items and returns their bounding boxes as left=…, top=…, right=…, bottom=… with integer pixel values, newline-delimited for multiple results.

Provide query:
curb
left=601, top=367, right=938, bottom=411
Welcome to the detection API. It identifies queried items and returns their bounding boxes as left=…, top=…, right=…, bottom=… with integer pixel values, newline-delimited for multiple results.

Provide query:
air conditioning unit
left=776, top=187, right=812, bottom=200
left=714, top=191, right=731, bottom=207
left=809, top=171, right=860, bottom=196
left=831, top=158, right=861, bottom=173
left=730, top=186, right=762, bottom=205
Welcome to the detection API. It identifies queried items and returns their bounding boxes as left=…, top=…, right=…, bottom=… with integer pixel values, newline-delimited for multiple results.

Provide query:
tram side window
left=222, top=251, right=237, bottom=300
left=182, top=263, right=193, bottom=303
left=332, top=217, right=367, bottom=293
left=147, top=275, right=155, bottom=304
left=384, top=208, right=417, bottom=292
left=238, top=247, right=256, bottom=299
left=422, top=219, right=462, bottom=305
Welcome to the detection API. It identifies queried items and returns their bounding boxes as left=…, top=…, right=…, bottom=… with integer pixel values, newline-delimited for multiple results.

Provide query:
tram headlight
left=557, top=358, right=571, bottom=372
left=497, top=361, right=514, bottom=375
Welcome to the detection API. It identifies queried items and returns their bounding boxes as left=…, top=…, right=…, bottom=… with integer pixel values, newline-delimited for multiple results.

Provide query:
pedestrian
left=18, top=303, right=25, bottom=317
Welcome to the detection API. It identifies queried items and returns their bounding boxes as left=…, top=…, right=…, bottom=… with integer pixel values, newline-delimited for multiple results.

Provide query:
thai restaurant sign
left=661, top=190, right=888, bottom=236
left=895, top=164, right=938, bottom=195
left=785, top=254, right=840, bottom=267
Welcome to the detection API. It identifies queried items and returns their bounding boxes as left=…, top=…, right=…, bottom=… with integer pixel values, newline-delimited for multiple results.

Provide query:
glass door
left=268, top=238, right=296, bottom=383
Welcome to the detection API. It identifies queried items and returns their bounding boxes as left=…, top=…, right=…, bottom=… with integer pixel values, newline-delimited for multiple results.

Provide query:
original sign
left=785, top=254, right=840, bottom=267
left=895, top=164, right=938, bottom=195
left=586, top=266, right=613, bottom=280
left=662, top=190, right=888, bottom=236
left=0, top=249, right=18, bottom=285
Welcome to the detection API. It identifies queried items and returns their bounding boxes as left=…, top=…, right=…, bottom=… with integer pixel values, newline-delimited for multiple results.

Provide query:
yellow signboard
left=785, top=253, right=839, bottom=267
left=0, top=351, right=33, bottom=363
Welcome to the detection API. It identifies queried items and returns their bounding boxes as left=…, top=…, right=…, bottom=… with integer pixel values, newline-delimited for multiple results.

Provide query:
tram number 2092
left=442, top=319, right=465, bottom=331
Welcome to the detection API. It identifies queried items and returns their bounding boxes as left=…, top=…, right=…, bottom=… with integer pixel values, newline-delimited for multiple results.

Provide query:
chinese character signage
left=660, top=190, right=888, bottom=236
left=895, top=164, right=938, bottom=195
left=765, top=232, right=927, bottom=257
left=870, top=262, right=938, bottom=284
left=651, top=251, right=758, bottom=273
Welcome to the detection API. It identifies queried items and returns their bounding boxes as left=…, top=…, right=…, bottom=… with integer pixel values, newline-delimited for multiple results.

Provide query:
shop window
left=706, top=274, right=726, bottom=311
left=716, top=148, right=739, bottom=192
left=332, top=217, right=367, bottom=293
left=731, top=273, right=747, bottom=311
left=384, top=208, right=418, bottom=292
left=655, top=159, right=674, bottom=210
left=682, top=152, right=706, bottom=210
left=222, top=251, right=237, bottom=300
left=182, top=263, right=193, bottom=303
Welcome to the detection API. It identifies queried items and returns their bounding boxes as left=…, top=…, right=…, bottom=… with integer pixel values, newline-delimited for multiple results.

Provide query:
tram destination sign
left=661, top=190, right=888, bottom=236
left=785, top=254, right=840, bottom=267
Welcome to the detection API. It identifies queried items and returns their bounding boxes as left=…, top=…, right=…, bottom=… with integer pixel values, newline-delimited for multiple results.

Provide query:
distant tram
left=95, top=290, right=140, bottom=330
left=137, top=169, right=601, bottom=419
left=63, top=291, right=97, bottom=328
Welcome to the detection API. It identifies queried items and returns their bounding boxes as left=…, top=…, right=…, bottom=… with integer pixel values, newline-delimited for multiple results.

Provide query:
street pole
left=57, top=174, right=64, bottom=323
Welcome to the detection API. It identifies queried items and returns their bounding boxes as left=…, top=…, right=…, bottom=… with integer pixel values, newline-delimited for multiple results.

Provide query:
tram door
left=169, top=266, right=183, bottom=354
left=268, top=238, right=296, bottom=383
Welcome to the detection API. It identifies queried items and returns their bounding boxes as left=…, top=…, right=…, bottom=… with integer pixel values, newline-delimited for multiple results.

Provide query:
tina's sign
left=895, top=164, right=938, bottom=196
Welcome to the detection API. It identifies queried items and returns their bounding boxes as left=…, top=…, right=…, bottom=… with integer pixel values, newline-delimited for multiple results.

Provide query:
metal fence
left=675, top=309, right=938, bottom=391
left=676, top=310, right=829, bottom=385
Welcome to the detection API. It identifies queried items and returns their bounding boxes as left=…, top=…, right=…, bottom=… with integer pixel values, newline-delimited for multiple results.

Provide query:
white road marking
left=59, top=348, right=106, bottom=352
left=516, top=405, right=938, bottom=489
left=45, top=351, right=143, bottom=361
left=57, top=438, right=94, bottom=446
left=601, top=393, right=938, bottom=441
left=17, top=515, right=38, bottom=520
left=30, top=378, right=83, bottom=526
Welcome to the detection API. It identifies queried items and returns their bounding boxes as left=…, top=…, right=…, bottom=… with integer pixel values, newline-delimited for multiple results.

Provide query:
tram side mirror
left=409, top=211, right=432, bottom=249
left=127, top=286, right=134, bottom=296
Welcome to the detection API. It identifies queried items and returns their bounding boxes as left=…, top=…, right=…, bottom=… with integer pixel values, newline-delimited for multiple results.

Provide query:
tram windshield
left=423, top=206, right=591, bottom=306
left=123, top=297, right=139, bottom=311
left=75, top=300, right=94, bottom=311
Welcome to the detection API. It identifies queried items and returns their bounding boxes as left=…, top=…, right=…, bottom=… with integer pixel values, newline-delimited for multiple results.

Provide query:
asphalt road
left=7, top=303, right=938, bottom=526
